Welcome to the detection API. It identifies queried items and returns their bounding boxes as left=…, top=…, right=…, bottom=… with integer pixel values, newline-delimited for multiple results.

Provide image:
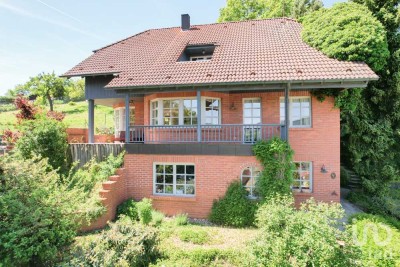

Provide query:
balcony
left=128, top=124, right=284, bottom=144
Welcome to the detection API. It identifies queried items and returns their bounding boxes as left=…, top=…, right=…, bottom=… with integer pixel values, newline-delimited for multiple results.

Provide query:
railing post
left=284, top=83, right=290, bottom=142
left=197, top=89, right=201, bottom=142
left=88, top=99, right=94, bottom=143
left=125, top=94, right=130, bottom=143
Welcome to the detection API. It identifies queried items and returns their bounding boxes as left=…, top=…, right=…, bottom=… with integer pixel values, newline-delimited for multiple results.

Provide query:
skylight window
left=178, top=44, right=215, bottom=62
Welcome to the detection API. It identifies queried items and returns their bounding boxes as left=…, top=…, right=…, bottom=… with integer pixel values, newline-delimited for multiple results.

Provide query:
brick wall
left=113, top=90, right=340, bottom=218
left=80, top=168, right=128, bottom=231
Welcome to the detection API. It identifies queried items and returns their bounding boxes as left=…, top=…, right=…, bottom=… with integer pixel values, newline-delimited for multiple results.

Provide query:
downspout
left=125, top=94, right=130, bottom=143
left=284, top=83, right=291, bottom=142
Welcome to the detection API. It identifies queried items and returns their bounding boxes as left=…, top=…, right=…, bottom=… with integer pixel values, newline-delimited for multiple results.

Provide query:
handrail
left=128, top=124, right=284, bottom=144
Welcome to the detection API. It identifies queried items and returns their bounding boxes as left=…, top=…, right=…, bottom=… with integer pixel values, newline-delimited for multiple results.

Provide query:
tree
left=24, top=72, right=69, bottom=111
left=218, top=0, right=323, bottom=22
left=302, top=2, right=400, bottom=195
left=65, top=78, right=85, bottom=102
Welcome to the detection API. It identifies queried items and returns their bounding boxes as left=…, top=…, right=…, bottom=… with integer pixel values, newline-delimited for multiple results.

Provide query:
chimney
left=181, top=14, right=190, bottom=31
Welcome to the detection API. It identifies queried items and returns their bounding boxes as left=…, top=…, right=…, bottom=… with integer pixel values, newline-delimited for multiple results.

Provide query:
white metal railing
left=128, top=124, right=284, bottom=144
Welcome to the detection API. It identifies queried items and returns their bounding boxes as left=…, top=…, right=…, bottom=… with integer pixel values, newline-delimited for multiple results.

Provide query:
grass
left=71, top=218, right=258, bottom=267
left=0, top=101, right=114, bottom=131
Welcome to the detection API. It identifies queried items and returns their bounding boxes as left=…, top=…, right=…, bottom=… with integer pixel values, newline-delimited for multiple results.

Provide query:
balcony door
left=243, top=98, right=261, bottom=143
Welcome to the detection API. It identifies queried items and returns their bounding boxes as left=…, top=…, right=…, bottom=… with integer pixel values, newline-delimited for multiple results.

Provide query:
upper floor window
left=114, top=107, right=135, bottom=135
left=280, top=97, right=311, bottom=127
left=292, top=162, right=312, bottom=192
left=241, top=166, right=261, bottom=198
left=150, top=97, right=220, bottom=126
left=178, top=44, right=215, bottom=62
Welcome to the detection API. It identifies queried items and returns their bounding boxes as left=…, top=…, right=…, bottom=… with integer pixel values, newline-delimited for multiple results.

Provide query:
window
left=150, top=97, right=220, bottom=125
left=204, top=98, right=220, bottom=125
left=154, top=164, right=195, bottom=196
left=241, top=166, right=261, bottom=198
left=178, top=44, right=215, bottom=62
left=243, top=98, right=262, bottom=143
left=114, top=107, right=135, bottom=135
left=280, top=97, right=311, bottom=127
left=292, top=162, right=312, bottom=192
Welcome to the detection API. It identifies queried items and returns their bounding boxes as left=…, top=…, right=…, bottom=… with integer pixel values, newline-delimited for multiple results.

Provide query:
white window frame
left=241, top=166, right=261, bottom=199
left=153, top=163, right=196, bottom=196
left=114, top=107, right=135, bottom=137
left=280, top=96, right=312, bottom=128
left=292, top=161, right=313, bottom=193
left=190, top=55, right=212, bottom=61
left=150, top=97, right=221, bottom=126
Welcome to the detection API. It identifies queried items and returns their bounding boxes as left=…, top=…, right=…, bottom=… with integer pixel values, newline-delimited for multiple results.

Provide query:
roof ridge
left=93, top=17, right=298, bottom=53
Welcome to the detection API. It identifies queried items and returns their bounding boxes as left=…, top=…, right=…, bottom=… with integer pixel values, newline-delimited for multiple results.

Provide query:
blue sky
left=0, top=0, right=343, bottom=96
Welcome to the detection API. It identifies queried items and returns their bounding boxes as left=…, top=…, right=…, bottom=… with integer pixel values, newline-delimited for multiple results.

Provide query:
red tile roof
left=62, top=18, right=378, bottom=88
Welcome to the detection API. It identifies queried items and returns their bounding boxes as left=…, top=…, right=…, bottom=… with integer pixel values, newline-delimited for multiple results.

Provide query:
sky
left=0, top=0, right=343, bottom=96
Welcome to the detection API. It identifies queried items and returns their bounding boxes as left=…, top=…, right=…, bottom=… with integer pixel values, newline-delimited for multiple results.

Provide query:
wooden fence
left=69, top=143, right=125, bottom=168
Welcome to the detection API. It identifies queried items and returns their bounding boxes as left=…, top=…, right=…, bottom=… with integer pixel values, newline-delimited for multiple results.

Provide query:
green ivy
left=252, top=138, right=295, bottom=200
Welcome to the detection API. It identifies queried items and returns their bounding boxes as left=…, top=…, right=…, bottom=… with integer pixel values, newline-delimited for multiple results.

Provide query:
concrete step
left=102, top=180, right=117, bottom=190
left=99, top=189, right=110, bottom=198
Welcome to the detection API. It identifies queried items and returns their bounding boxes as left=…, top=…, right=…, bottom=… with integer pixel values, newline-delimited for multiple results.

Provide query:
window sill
left=150, top=195, right=196, bottom=202
left=292, top=190, right=312, bottom=195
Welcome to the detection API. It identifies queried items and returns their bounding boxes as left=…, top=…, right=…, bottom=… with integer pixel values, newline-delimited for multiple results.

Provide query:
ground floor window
left=292, top=162, right=312, bottom=192
left=241, top=166, right=261, bottom=198
left=154, top=163, right=195, bottom=196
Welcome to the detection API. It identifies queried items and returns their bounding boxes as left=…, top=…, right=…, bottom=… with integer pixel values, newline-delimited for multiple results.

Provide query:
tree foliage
left=302, top=1, right=400, bottom=195
left=218, top=0, right=323, bottom=22
left=302, top=2, right=389, bottom=72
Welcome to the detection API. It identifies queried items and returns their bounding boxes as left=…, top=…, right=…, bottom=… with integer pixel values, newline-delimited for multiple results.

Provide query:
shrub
left=117, top=199, right=138, bottom=221
left=250, top=194, right=362, bottom=266
left=341, top=166, right=350, bottom=187
left=137, top=198, right=153, bottom=225
left=209, top=181, right=257, bottom=227
left=253, top=138, right=294, bottom=200
left=151, top=210, right=165, bottom=226
left=173, top=213, right=189, bottom=226
left=16, top=115, right=68, bottom=174
left=0, top=156, right=85, bottom=266
left=178, top=228, right=210, bottom=245
left=69, top=216, right=159, bottom=266
left=348, top=214, right=400, bottom=266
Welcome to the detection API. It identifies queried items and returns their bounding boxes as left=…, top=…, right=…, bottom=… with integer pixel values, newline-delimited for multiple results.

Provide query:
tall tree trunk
left=47, top=93, right=53, bottom=111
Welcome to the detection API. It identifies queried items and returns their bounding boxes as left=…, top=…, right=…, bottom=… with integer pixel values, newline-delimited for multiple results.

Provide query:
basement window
left=178, top=44, right=215, bottom=62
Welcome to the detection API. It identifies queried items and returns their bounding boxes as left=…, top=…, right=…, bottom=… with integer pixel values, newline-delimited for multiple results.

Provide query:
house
left=62, top=15, right=377, bottom=218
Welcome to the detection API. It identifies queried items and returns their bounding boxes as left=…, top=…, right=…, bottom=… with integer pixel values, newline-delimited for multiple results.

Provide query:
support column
left=196, top=89, right=202, bottom=142
left=88, top=99, right=95, bottom=143
left=284, top=83, right=291, bottom=142
left=125, top=94, right=130, bottom=143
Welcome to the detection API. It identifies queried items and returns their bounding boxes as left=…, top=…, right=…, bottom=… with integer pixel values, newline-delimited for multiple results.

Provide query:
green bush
left=0, top=156, right=85, bottom=266
left=151, top=210, right=165, bottom=226
left=348, top=214, right=400, bottom=266
left=253, top=138, right=294, bottom=200
left=341, top=166, right=350, bottom=187
left=69, top=216, right=159, bottom=266
left=250, top=194, right=362, bottom=266
left=178, top=229, right=211, bottom=245
left=209, top=181, right=257, bottom=227
left=173, top=213, right=189, bottom=226
left=137, top=198, right=153, bottom=225
left=117, top=199, right=138, bottom=221
left=15, top=115, right=68, bottom=174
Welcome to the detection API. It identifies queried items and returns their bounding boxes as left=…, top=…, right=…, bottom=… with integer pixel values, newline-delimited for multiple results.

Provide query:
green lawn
left=0, top=101, right=114, bottom=131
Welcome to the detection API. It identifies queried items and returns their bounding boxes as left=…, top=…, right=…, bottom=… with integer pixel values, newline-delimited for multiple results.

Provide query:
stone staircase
left=341, top=164, right=362, bottom=190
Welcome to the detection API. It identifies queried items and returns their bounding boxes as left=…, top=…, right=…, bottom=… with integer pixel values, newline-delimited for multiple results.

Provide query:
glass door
left=243, top=98, right=261, bottom=143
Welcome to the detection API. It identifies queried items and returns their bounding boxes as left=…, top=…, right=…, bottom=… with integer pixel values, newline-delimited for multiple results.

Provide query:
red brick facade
left=119, top=90, right=340, bottom=218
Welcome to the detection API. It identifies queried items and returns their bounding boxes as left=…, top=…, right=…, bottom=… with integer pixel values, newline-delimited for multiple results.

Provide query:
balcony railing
left=128, top=124, right=284, bottom=144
